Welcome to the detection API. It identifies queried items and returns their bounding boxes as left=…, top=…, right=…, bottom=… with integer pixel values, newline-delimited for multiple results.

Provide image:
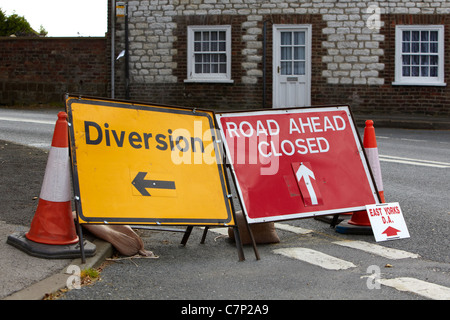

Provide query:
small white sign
left=116, top=2, right=125, bottom=17
left=366, top=202, right=410, bottom=242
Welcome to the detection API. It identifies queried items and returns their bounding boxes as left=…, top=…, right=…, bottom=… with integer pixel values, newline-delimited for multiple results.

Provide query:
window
left=394, top=25, right=445, bottom=86
left=280, top=31, right=306, bottom=76
left=186, top=25, right=233, bottom=83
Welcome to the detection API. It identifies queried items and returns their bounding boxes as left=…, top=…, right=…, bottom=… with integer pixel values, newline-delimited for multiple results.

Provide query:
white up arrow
left=295, top=163, right=318, bottom=205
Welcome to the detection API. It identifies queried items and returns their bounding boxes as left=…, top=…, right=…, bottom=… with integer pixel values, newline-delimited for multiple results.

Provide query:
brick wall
left=3, top=1, right=449, bottom=115
left=112, top=0, right=450, bottom=116
left=0, top=37, right=109, bottom=106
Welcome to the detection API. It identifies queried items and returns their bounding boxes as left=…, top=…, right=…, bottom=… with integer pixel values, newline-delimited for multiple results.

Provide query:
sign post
left=216, top=106, right=381, bottom=224
left=66, top=95, right=254, bottom=261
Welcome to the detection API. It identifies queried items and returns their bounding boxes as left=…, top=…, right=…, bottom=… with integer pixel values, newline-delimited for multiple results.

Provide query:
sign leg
left=330, top=214, right=340, bottom=228
left=200, top=227, right=209, bottom=244
left=180, top=226, right=193, bottom=246
left=75, top=216, right=86, bottom=264
left=232, top=226, right=245, bottom=262
left=243, top=218, right=260, bottom=260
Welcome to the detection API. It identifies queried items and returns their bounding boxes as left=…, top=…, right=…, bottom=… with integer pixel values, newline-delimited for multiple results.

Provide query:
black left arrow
left=132, top=172, right=176, bottom=196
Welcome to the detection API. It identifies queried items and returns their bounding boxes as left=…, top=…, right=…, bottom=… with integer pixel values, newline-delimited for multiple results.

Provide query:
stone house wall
left=111, top=0, right=450, bottom=115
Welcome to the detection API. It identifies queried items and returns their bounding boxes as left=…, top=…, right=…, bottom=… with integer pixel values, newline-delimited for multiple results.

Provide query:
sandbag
left=228, top=210, right=280, bottom=245
left=73, top=212, right=155, bottom=257
left=82, top=224, right=156, bottom=257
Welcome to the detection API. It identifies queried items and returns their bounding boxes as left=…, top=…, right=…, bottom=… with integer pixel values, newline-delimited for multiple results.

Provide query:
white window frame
left=185, top=25, right=233, bottom=83
left=393, top=25, right=446, bottom=86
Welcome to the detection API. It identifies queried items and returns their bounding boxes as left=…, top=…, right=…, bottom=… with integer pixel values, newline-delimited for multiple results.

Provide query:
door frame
left=272, top=24, right=312, bottom=108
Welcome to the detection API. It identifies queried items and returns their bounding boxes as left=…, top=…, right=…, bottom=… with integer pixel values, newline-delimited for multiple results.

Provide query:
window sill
left=184, top=79, right=234, bottom=84
left=392, top=81, right=447, bottom=87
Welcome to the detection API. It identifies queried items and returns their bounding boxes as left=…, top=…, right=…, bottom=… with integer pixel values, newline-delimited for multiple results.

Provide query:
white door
left=273, top=25, right=311, bottom=108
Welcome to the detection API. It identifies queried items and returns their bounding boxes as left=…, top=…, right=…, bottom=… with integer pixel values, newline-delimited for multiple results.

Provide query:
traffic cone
left=363, top=120, right=385, bottom=203
left=25, top=112, right=78, bottom=245
left=336, top=120, right=384, bottom=234
left=7, top=112, right=95, bottom=258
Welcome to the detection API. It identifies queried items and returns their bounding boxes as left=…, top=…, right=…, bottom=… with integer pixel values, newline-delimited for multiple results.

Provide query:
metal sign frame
left=216, top=105, right=381, bottom=224
left=66, top=95, right=258, bottom=261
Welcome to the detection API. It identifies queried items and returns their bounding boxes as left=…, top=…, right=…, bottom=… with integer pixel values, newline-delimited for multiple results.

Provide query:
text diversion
left=83, top=121, right=207, bottom=154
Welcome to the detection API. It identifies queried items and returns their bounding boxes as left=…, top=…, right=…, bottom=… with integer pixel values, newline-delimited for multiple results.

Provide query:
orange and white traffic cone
left=7, top=112, right=95, bottom=258
left=336, top=120, right=384, bottom=234
left=363, top=120, right=385, bottom=203
left=25, top=112, right=78, bottom=245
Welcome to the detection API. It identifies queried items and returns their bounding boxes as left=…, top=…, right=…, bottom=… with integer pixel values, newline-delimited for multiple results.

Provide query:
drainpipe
left=263, top=20, right=267, bottom=109
left=111, top=0, right=115, bottom=99
left=125, top=2, right=130, bottom=100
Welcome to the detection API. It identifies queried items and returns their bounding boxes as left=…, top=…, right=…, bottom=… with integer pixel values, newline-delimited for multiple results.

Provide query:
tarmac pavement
left=0, top=139, right=113, bottom=300
left=1, top=112, right=449, bottom=300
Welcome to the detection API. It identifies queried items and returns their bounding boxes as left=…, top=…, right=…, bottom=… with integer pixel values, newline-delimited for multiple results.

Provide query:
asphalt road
left=59, top=123, right=450, bottom=300
left=0, top=108, right=57, bottom=150
left=373, top=128, right=450, bottom=264
left=1, top=107, right=449, bottom=302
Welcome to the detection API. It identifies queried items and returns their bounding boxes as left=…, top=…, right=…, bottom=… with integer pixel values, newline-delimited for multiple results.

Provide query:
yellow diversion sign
left=66, top=96, right=234, bottom=226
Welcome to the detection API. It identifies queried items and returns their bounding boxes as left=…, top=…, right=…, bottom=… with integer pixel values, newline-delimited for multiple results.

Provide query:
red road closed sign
left=216, top=106, right=381, bottom=223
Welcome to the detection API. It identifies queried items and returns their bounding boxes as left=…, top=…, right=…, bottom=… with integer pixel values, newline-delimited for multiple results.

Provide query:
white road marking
left=379, top=155, right=450, bottom=168
left=333, top=240, right=420, bottom=260
left=274, top=223, right=313, bottom=234
left=379, top=277, right=450, bottom=300
left=203, top=227, right=229, bottom=236
left=205, top=223, right=313, bottom=236
left=273, top=247, right=356, bottom=270
left=0, top=116, right=54, bottom=125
